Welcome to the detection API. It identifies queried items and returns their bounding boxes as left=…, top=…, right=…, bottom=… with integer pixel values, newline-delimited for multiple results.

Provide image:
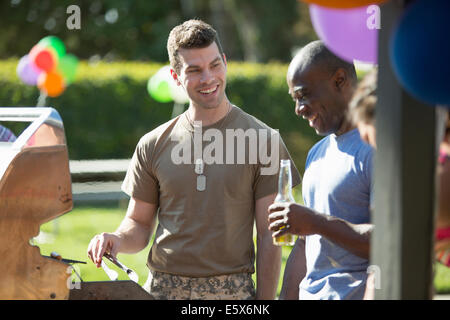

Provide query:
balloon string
left=171, top=102, right=186, bottom=118
left=36, top=91, right=47, bottom=107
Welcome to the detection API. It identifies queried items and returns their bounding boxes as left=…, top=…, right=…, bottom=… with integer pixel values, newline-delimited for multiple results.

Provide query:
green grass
left=37, top=204, right=152, bottom=286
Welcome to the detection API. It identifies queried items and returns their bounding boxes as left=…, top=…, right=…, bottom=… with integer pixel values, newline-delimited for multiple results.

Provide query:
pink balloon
left=29, top=44, right=56, bottom=72
left=16, top=55, right=42, bottom=86
left=309, top=4, right=379, bottom=64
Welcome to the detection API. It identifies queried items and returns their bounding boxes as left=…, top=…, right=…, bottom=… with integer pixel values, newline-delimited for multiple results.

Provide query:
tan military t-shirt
left=121, top=105, right=301, bottom=277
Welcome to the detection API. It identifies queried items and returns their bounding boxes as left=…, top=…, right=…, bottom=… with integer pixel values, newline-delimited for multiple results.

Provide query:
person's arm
left=255, top=193, right=282, bottom=300
left=316, top=214, right=373, bottom=259
left=279, top=237, right=306, bottom=300
left=87, top=197, right=158, bottom=267
left=268, top=202, right=373, bottom=259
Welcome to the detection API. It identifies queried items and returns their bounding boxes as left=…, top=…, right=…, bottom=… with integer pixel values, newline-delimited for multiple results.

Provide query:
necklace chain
left=185, top=101, right=232, bottom=132
left=184, top=102, right=232, bottom=191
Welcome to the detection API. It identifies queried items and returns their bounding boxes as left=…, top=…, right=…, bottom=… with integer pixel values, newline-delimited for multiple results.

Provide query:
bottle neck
left=276, top=162, right=294, bottom=202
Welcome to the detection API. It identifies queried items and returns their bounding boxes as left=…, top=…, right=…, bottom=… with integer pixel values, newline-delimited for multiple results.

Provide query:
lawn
left=35, top=199, right=450, bottom=297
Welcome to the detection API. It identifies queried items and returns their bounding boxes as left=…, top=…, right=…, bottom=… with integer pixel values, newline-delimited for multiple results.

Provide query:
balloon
left=309, top=4, right=378, bottom=64
left=170, top=81, right=189, bottom=104
left=166, top=67, right=189, bottom=104
left=16, top=55, right=42, bottom=86
left=29, top=45, right=56, bottom=72
left=147, top=66, right=175, bottom=103
left=300, top=0, right=387, bottom=9
left=147, top=76, right=172, bottom=103
left=390, top=0, right=450, bottom=106
left=38, top=71, right=65, bottom=97
left=58, top=54, right=79, bottom=84
left=38, top=36, right=66, bottom=60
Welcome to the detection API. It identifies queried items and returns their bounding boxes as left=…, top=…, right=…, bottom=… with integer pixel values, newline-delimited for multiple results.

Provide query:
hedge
left=0, top=58, right=322, bottom=173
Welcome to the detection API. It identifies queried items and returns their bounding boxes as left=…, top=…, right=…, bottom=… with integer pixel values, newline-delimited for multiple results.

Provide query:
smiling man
left=87, top=19, right=300, bottom=300
left=268, top=41, right=374, bottom=300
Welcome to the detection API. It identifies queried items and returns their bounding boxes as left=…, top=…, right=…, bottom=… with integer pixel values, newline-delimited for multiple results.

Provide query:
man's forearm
left=279, top=237, right=306, bottom=300
left=114, top=216, right=153, bottom=254
left=255, top=193, right=280, bottom=299
left=256, top=233, right=281, bottom=299
left=316, top=214, right=373, bottom=259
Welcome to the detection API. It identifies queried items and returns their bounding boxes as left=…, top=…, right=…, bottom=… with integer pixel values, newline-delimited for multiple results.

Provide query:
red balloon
left=29, top=45, right=56, bottom=72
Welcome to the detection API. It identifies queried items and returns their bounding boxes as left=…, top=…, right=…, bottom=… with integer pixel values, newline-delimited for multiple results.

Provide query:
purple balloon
left=17, top=55, right=41, bottom=86
left=309, top=4, right=379, bottom=64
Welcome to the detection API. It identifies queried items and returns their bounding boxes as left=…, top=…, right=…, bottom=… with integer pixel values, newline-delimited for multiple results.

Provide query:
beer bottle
left=273, top=159, right=296, bottom=246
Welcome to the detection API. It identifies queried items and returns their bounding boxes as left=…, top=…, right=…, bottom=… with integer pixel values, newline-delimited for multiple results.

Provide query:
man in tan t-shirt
left=87, top=19, right=300, bottom=300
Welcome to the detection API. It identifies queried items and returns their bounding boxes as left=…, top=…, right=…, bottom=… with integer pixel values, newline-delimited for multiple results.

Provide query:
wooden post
left=372, top=0, right=438, bottom=299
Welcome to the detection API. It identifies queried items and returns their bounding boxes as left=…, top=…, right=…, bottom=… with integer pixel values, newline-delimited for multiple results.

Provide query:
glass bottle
left=273, top=159, right=296, bottom=246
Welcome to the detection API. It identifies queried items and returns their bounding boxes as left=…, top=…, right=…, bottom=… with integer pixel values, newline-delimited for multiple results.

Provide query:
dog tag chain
left=186, top=103, right=232, bottom=192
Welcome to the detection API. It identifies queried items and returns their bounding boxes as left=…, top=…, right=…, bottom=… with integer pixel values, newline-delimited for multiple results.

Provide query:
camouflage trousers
left=143, top=270, right=256, bottom=300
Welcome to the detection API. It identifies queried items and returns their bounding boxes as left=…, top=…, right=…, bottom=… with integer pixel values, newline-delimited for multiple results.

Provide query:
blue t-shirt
left=300, top=129, right=373, bottom=300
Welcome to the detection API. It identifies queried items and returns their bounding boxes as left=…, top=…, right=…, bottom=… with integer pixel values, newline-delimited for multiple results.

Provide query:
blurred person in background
left=0, top=124, right=16, bottom=142
left=436, top=116, right=450, bottom=267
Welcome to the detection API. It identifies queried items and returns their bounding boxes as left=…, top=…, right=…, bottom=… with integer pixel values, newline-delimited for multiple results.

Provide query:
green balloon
left=38, top=36, right=66, bottom=59
left=147, top=75, right=173, bottom=103
left=58, top=54, right=79, bottom=84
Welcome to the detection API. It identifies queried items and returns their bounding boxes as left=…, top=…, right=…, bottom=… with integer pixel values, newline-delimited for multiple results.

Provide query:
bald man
left=268, top=41, right=374, bottom=300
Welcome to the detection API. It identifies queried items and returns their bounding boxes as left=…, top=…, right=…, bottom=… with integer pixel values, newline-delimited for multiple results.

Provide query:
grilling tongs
left=101, top=252, right=139, bottom=284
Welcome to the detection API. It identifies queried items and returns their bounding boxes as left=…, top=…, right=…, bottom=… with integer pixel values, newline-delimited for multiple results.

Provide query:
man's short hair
left=167, top=19, right=224, bottom=74
left=349, top=68, right=377, bottom=125
left=293, top=40, right=357, bottom=86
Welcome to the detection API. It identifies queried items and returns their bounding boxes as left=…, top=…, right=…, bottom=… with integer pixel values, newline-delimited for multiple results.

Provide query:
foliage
left=0, top=0, right=182, bottom=62
left=0, top=0, right=316, bottom=63
left=0, top=58, right=321, bottom=173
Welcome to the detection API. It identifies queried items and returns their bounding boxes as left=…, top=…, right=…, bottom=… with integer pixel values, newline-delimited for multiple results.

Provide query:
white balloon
left=157, top=65, right=173, bottom=82
left=163, top=65, right=189, bottom=104
left=170, top=81, right=189, bottom=104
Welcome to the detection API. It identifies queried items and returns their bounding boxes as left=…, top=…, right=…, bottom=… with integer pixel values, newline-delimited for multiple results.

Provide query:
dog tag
left=197, top=175, right=206, bottom=191
left=195, top=159, right=204, bottom=174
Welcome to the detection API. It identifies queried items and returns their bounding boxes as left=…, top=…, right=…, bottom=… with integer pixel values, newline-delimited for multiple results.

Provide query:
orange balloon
left=38, top=71, right=65, bottom=97
left=299, top=0, right=387, bottom=8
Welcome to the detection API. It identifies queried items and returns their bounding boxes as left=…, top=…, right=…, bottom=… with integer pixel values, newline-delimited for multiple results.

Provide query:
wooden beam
left=372, top=0, right=437, bottom=299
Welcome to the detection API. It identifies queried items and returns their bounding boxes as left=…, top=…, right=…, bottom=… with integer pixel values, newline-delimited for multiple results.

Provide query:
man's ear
left=333, top=68, right=348, bottom=92
left=170, top=68, right=181, bottom=86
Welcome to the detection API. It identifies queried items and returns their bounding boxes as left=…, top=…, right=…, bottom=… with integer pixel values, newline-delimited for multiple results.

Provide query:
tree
left=0, top=0, right=316, bottom=63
